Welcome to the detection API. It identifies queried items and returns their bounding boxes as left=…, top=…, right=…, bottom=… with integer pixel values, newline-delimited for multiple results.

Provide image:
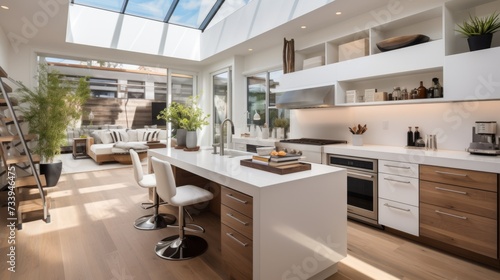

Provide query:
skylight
left=71, top=0, right=251, bottom=31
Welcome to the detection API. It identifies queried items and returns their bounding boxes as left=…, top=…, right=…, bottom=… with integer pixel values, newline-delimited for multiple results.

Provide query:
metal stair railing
left=0, top=71, right=50, bottom=224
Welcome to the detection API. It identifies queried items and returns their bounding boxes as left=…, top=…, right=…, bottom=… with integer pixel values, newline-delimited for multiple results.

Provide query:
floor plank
left=1, top=167, right=499, bottom=279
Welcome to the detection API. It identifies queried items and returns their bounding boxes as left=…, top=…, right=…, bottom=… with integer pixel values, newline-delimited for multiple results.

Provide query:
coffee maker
left=467, top=121, right=500, bottom=155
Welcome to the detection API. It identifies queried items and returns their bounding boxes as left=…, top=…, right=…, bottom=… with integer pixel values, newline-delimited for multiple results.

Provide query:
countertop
left=323, top=144, right=500, bottom=173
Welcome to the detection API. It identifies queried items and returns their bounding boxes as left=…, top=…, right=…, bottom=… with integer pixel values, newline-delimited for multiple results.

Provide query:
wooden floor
left=1, top=167, right=500, bottom=280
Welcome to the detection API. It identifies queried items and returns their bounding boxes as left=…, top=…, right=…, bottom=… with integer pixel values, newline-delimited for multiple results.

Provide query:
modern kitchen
left=1, top=0, right=500, bottom=279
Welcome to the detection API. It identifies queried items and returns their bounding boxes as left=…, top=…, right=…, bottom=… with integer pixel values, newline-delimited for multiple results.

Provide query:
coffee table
left=111, top=144, right=149, bottom=164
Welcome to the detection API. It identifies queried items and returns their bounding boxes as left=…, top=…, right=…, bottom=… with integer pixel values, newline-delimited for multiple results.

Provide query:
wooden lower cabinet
left=419, top=164, right=499, bottom=261
left=221, top=186, right=253, bottom=280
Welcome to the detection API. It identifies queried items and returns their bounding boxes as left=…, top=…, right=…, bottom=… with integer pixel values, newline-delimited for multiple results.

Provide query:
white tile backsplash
left=290, top=100, right=500, bottom=151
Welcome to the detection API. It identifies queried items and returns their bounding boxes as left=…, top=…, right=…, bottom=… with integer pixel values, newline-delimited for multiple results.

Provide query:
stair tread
left=6, top=154, right=41, bottom=165
left=15, top=174, right=46, bottom=188
left=2, top=116, right=24, bottom=124
left=1, top=81, right=12, bottom=93
left=0, top=98, right=18, bottom=106
left=0, top=134, right=37, bottom=143
left=18, top=196, right=50, bottom=213
left=0, top=66, right=7, bottom=78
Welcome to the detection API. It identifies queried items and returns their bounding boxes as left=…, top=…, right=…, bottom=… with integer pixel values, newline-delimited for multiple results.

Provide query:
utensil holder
left=352, top=135, right=363, bottom=146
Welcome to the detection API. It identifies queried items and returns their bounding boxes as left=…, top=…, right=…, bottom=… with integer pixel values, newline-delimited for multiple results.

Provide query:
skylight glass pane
left=73, top=0, right=125, bottom=12
left=206, top=0, right=250, bottom=29
left=125, top=0, right=174, bottom=21
left=169, top=0, right=217, bottom=28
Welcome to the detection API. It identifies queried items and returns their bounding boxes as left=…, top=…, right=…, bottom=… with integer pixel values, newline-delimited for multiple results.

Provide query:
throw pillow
left=100, top=131, right=114, bottom=144
left=110, top=130, right=123, bottom=143
left=127, top=129, right=138, bottom=142
left=143, top=130, right=160, bottom=141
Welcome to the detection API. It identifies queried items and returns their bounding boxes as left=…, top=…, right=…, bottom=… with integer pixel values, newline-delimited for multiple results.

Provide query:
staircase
left=0, top=66, right=50, bottom=229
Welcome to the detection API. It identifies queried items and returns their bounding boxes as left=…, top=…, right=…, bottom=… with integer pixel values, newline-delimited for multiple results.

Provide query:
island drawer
left=379, top=173, right=419, bottom=207
left=379, top=159, right=419, bottom=178
left=420, top=202, right=497, bottom=258
left=221, top=224, right=253, bottom=280
left=221, top=186, right=253, bottom=218
left=420, top=180, right=497, bottom=219
left=221, top=204, right=253, bottom=240
left=420, top=165, right=497, bottom=192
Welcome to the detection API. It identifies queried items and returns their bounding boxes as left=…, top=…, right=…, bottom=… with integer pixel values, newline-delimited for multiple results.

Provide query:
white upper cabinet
left=278, top=0, right=500, bottom=106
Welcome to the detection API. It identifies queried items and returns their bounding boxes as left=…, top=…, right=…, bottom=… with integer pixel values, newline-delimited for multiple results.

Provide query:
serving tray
left=240, top=159, right=311, bottom=175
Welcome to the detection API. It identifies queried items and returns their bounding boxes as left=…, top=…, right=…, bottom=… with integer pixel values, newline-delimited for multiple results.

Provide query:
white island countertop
left=323, top=144, right=500, bottom=173
left=148, top=147, right=347, bottom=280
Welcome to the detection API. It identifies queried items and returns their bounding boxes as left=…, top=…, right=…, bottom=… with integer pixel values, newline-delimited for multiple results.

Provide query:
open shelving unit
left=277, top=0, right=500, bottom=106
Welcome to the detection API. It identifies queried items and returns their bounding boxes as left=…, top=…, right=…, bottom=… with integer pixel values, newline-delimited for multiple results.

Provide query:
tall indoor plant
left=157, top=101, right=189, bottom=147
left=456, top=12, right=500, bottom=51
left=18, top=63, right=90, bottom=186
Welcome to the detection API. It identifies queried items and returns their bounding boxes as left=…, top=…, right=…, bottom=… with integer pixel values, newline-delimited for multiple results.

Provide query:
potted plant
left=273, top=117, right=289, bottom=139
left=456, top=12, right=500, bottom=51
left=18, top=63, right=90, bottom=186
left=157, top=101, right=190, bottom=147
left=157, top=96, right=210, bottom=149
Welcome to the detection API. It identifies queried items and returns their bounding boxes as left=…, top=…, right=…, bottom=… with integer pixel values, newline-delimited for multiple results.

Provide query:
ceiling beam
left=200, top=0, right=225, bottom=32
left=164, top=0, right=180, bottom=23
left=120, top=0, right=130, bottom=14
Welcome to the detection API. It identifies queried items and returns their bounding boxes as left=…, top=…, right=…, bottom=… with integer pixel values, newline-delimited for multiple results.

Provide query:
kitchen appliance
left=275, top=138, right=347, bottom=164
left=275, top=85, right=335, bottom=109
left=327, top=154, right=380, bottom=227
left=467, top=121, right=500, bottom=155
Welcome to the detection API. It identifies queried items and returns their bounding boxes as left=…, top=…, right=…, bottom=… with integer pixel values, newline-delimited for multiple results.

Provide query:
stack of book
left=251, top=154, right=302, bottom=167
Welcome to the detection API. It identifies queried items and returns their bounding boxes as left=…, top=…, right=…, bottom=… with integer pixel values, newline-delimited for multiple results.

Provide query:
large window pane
left=125, top=0, right=173, bottom=21
left=213, top=70, right=231, bottom=144
left=171, top=73, right=194, bottom=104
left=247, top=74, right=266, bottom=127
left=169, top=0, right=217, bottom=28
left=74, top=0, right=125, bottom=12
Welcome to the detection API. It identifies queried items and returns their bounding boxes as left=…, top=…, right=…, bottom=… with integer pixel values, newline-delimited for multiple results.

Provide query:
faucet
left=220, top=118, right=235, bottom=156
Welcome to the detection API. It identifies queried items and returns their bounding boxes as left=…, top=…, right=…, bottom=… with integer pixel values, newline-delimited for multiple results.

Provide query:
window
left=171, top=73, right=194, bottom=104
left=127, top=80, right=145, bottom=99
left=246, top=70, right=287, bottom=137
left=213, top=69, right=231, bottom=144
left=89, top=77, right=118, bottom=98
left=154, top=82, right=168, bottom=101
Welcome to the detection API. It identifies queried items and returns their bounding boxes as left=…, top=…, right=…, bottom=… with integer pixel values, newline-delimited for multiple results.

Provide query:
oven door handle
left=347, top=171, right=374, bottom=179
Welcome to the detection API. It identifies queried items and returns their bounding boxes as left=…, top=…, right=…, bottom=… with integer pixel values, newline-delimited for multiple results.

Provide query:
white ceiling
left=0, top=0, right=395, bottom=68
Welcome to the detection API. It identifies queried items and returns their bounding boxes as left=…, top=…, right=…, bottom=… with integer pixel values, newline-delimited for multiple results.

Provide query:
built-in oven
left=327, top=154, right=380, bottom=226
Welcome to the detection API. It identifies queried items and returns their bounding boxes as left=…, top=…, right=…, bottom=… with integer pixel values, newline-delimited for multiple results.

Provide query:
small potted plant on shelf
left=18, top=63, right=90, bottom=186
left=273, top=117, right=289, bottom=139
left=456, top=12, right=500, bottom=51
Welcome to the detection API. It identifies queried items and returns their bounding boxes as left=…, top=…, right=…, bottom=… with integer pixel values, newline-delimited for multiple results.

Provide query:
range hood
left=275, top=85, right=335, bottom=109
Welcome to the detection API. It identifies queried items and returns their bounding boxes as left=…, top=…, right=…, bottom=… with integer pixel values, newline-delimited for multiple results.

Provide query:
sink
left=221, top=149, right=253, bottom=158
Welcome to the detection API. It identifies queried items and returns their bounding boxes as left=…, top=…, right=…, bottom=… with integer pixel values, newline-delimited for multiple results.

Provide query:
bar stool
left=130, top=149, right=176, bottom=230
left=151, top=157, right=214, bottom=260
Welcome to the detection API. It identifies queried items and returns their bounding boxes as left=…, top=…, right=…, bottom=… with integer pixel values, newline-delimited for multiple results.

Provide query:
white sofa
left=86, top=128, right=167, bottom=164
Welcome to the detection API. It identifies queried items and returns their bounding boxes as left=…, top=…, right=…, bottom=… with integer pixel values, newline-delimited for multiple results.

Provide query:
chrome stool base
left=134, top=213, right=176, bottom=230
left=155, top=235, right=208, bottom=260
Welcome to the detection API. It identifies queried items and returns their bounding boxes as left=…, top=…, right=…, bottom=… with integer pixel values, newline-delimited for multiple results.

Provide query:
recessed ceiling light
left=301, top=25, right=307, bottom=29
left=336, top=12, right=342, bottom=15
left=1, top=5, right=9, bottom=10
left=248, top=48, right=253, bottom=51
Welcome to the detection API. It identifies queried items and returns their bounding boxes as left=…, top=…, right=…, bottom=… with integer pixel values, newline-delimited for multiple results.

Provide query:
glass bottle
left=392, top=87, right=401, bottom=101
left=417, top=81, right=427, bottom=99
left=414, top=126, right=420, bottom=144
left=401, top=87, right=408, bottom=100
left=407, top=127, right=414, bottom=146
left=432, top=77, right=442, bottom=98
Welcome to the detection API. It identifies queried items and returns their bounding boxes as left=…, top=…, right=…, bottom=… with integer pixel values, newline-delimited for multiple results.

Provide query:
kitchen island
left=148, top=147, right=347, bottom=280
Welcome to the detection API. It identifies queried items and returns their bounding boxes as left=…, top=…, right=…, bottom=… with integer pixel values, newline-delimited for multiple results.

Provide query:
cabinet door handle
left=435, top=187, right=467, bottom=195
left=226, top=193, right=248, bottom=204
left=347, top=171, right=374, bottom=179
left=435, top=210, right=467, bottom=220
left=384, top=177, right=411, bottom=184
left=435, top=170, right=467, bottom=177
left=384, top=203, right=410, bottom=212
left=226, top=213, right=249, bottom=226
left=384, top=164, right=410, bottom=169
left=226, top=232, right=249, bottom=247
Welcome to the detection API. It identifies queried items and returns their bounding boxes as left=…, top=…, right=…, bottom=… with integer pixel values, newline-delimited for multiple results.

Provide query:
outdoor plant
left=273, top=117, right=289, bottom=129
left=18, top=63, right=90, bottom=163
left=456, top=12, right=500, bottom=37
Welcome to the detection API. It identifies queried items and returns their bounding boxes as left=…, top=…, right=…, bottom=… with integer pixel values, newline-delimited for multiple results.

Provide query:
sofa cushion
left=114, top=141, right=148, bottom=150
left=100, top=131, right=114, bottom=144
left=90, top=143, right=115, bottom=155
left=127, top=129, right=138, bottom=142
left=143, top=130, right=160, bottom=141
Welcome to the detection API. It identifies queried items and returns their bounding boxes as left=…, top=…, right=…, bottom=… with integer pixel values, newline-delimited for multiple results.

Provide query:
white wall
left=0, top=25, right=10, bottom=72
left=290, top=100, right=500, bottom=151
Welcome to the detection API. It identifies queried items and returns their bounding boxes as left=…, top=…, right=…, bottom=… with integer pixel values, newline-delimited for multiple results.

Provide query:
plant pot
left=467, top=34, right=493, bottom=51
left=39, top=161, right=63, bottom=187
left=186, top=131, right=197, bottom=148
left=176, top=129, right=187, bottom=147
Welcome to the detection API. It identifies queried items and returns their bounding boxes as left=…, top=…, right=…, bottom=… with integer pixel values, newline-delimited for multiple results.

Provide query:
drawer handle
left=384, top=203, right=410, bottom=212
left=384, top=164, right=410, bottom=169
left=226, top=193, right=248, bottom=204
left=347, top=171, right=374, bottom=179
left=226, top=213, right=249, bottom=226
left=435, top=210, right=467, bottom=220
left=384, top=178, right=411, bottom=184
left=434, top=170, right=467, bottom=177
left=435, top=187, right=467, bottom=195
left=226, top=232, right=249, bottom=247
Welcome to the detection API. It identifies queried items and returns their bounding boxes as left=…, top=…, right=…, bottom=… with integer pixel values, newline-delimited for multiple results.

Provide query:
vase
left=186, top=131, right=197, bottom=148
left=39, top=161, right=63, bottom=187
left=467, top=33, right=493, bottom=52
left=176, top=129, right=187, bottom=147
left=352, top=135, right=363, bottom=146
